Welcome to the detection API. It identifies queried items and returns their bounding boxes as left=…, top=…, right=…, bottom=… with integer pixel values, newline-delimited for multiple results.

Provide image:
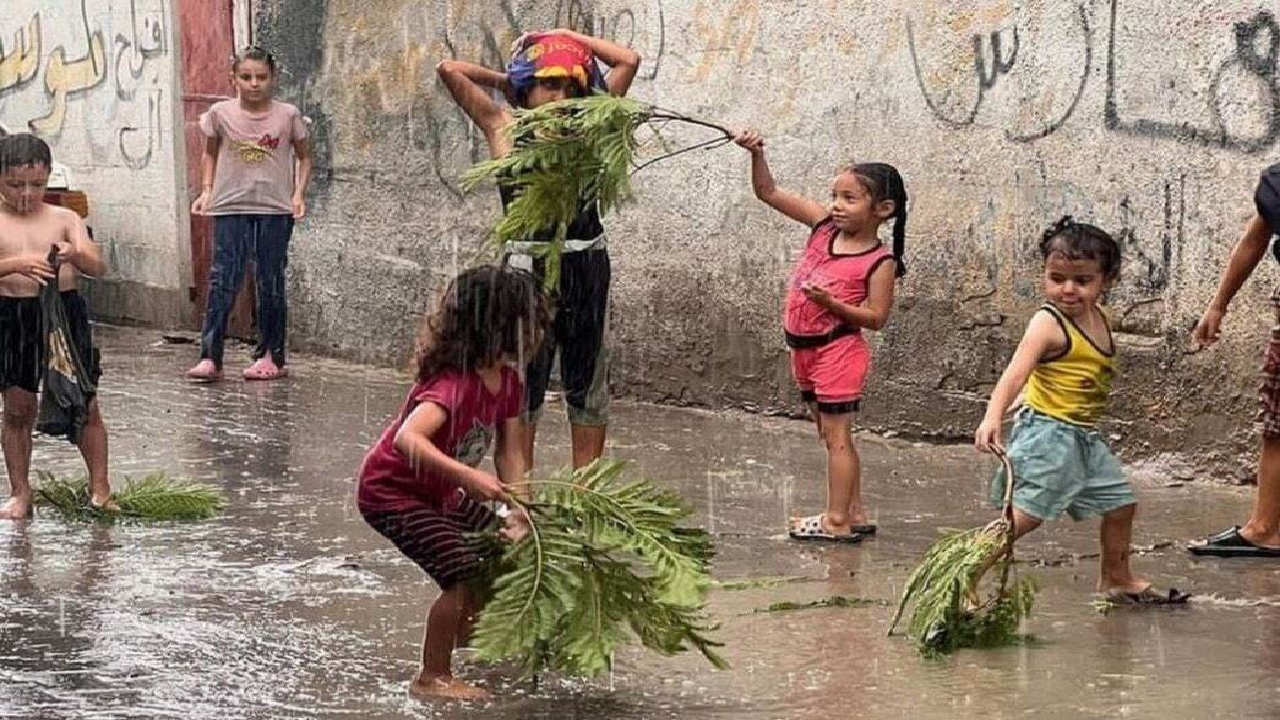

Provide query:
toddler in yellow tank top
left=972, top=217, right=1188, bottom=605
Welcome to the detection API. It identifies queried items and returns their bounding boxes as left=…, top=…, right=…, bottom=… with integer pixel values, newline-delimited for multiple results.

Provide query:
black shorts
left=0, top=291, right=101, bottom=394
left=526, top=248, right=611, bottom=425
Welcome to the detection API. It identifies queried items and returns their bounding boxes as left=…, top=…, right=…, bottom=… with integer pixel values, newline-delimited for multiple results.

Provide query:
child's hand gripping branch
left=397, top=417, right=531, bottom=545
left=394, top=403, right=518, bottom=506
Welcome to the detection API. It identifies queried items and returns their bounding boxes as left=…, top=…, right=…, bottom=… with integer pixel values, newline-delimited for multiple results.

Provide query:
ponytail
left=891, top=201, right=908, bottom=278
left=850, top=162, right=909, bottom=278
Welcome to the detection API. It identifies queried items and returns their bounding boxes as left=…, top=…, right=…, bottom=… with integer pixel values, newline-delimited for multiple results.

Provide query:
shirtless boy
left=0, top=133, right=112, bottom=519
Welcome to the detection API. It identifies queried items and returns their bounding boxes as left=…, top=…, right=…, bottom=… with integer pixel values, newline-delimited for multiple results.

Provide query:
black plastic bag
left=36, top=248, right=95, bottom=444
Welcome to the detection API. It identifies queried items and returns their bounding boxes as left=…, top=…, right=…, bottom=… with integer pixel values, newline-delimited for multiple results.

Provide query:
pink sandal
left=243, top=357, right=287, bottom=381
left=186, top=359, right=222, bottom=382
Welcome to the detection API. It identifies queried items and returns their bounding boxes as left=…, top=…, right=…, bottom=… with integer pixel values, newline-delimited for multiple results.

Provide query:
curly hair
left=415, top=264, right=551, bottom=381
left=1039, top=215, right=1121, bottom=280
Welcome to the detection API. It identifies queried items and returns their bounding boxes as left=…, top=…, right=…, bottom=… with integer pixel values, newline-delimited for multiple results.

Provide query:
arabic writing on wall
left=0, top=0, right=170, bottom=171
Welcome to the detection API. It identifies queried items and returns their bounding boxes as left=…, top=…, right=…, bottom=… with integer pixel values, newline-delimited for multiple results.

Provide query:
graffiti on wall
left=0, top=0, right=169, bottom=169
left=906, top=3, right=1092, bottom=143
left=1106, top=4, right=1280, bottom=153
left=907, top=1, right=1280, bottom=153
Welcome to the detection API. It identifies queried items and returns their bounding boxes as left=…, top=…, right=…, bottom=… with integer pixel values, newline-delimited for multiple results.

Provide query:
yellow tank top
left=1023, top=304, right=1116, bottom=427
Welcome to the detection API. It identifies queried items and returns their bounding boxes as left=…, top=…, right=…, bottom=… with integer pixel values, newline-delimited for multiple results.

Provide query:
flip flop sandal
left=851, top=524, right=877, bottom=535
left=788, top=514, right=862, bottom=544
left=1104, top=586, right=1191, bottom=605
left=1187, top=526, right=1280, bottom=558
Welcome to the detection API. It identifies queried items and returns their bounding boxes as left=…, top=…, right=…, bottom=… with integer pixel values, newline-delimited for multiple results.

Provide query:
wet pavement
left=2, top=325, right=1279, bottom=719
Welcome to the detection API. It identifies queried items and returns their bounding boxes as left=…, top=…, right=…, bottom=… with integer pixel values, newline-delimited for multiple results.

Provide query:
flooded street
left=3, top=326, right=1279, bottom=719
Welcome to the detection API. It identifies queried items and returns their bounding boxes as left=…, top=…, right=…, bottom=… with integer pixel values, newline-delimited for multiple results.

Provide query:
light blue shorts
left=989, top=410, right=1136, bottom=521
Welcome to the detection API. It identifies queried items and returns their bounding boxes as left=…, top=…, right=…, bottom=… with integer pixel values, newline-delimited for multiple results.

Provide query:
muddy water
left=2, top=326, right=1279, bottom=719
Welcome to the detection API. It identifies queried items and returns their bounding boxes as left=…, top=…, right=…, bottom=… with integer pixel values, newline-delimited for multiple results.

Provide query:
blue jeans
left=200, top=214, right=293, bottom=366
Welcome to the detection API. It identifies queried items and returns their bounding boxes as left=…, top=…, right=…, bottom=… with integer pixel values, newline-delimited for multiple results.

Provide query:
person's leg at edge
left=0, top=388, right=37, bottom=519
left=409, top=582, right=488, bottom=701
left=570, top=424, right=606, bottom=470
left=1241, top=436, right=1280, bottom=547
left=567, top=346, right=609, bottom=469
left=561, top=249, right=610, bottom=471
left=519, top=417, right=538, bottom=473
left=786, top=394, right=824, bottom=530
left=250, top=216, right=292, bottom=372
left=77, top=398, right=113, bottom=510
left=817, top=411, right=857, bottom=534
left=191, top=217, right=249, bottom=376
left=1098, top=503, right=1150, bottom=594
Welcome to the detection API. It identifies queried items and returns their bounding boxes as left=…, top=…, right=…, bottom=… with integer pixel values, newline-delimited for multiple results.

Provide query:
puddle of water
left=2, top=327, right=1280, bottom=719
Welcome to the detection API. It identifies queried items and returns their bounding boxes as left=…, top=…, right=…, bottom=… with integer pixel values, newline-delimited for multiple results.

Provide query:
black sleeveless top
left=498, top=124, right=605, bottom=243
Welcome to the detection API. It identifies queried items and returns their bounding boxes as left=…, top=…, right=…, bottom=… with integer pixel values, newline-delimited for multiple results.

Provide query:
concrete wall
left=258, top=0, right=1280, bottom=467
left=0, top=0, right=188, bottom=327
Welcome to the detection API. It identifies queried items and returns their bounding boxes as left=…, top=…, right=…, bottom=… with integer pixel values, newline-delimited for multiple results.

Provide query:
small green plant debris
left=753, top=595, right=886, bottom=614
left=713, top=575, right=816, bottom=592
left=1091, top=596, right=1118, bottom=615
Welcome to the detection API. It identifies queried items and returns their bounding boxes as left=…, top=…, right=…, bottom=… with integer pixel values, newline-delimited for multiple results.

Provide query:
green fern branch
left=471, top=458, right=727, bottom=678
left=462, top=95, right=733, bottom=289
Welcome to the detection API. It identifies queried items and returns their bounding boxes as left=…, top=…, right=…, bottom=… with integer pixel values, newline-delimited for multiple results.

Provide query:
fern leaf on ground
left=34, top=472, right=226, bottom=523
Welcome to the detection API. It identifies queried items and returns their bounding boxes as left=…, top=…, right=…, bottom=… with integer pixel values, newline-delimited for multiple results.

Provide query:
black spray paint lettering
left=114, top=0, right=167, bottom=101
left=555, top=0, right=666, bottom=81
left=1106, top=3, right=1280, bottom=152
left=119, top=87, right=161, bottom=169
left=974, top=26, right=1018, bottom=91
left=906, top=4, right=1092, bottom=143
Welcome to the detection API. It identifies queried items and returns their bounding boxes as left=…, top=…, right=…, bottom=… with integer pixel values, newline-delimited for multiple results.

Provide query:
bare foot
left=90, top=494, right=120, bottom=513
left=0, top=495, right=33, bottom=520
left=1240, top=525, right=1280, bottom=549
left=408, top=675, right=489, bottom=701
left=1097, top=578, right=1151, bottom=595
left=789, top=513, right=852, bottom=535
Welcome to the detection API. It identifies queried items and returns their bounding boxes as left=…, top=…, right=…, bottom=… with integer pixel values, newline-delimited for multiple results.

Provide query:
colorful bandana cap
left=507, top=33, right=607, bottom=102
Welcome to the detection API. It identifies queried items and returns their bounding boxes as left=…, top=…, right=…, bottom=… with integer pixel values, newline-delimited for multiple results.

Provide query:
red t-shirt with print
left=356, top=367, right=523, bottom=512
